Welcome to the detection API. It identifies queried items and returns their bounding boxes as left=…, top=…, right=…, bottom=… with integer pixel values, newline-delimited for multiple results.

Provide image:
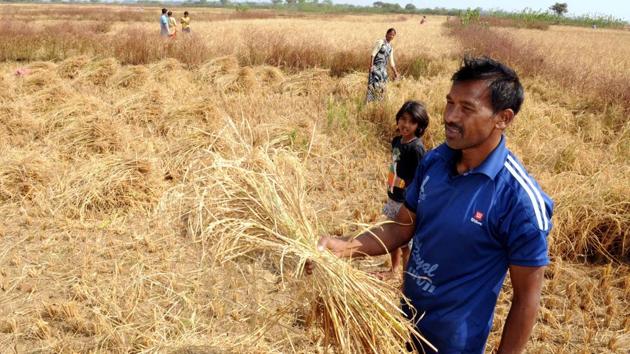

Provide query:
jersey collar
left=438, top=135, right=509, bottom=180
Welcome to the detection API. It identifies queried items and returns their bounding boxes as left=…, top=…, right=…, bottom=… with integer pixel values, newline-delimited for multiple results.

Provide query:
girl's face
left=397, top=112, right=418, bottom=141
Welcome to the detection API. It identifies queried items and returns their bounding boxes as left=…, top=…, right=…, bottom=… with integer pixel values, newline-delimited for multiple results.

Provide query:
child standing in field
left=181, top=11, right=191, bottom=33
left=382, top=101, right=429, bottom=278
left=160, top=8, right=170, bottom=37
left=168, top=11, right=177, bottom=37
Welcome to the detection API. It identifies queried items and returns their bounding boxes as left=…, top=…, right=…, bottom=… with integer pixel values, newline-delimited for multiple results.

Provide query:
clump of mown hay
left=153, top=58, right=184, bottom=75
left=332, top=72, right=364, bottom=98
left=75, top=58, right=119, bottom=86
left=546, top=169, right=630, bottom=262
left=43, top=94, right=107, bottom=134
left=196, top=56, right=240, bottom=84
left=149, top=58, right=193, bottom=94
left=50, top=113, right=130, bottom=158
left=27, top=84, right=75, bottom=114
left=173, top=119, right=433, bottom=354
left=0, top=105, right=41, bottom=146
left=0, top=150, right=54, bottom=203
left=280, top=68, right=331, bottom=96
left=255, top=65, right=285, bottom=86
left=114, top=88, right=165, bottom=129
left=54, top=156, right=162, bottom=218
left=234, top=66, right=258, bottom=92
left=160, top=96, right=223, bottom=136
left=57, top=55, right=91, bottom=79
left=107, top=65, right=149, bottom=89
left=19, top=69, right=61, bottom=93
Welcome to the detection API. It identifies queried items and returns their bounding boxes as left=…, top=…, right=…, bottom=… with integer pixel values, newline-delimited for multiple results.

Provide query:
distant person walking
left=160, top=8, right=170, bottom=37
left=367, top=28, right=400, bottom=102
left=168, top=11, right=177, bottom=37
left=181, top=11, right=191, bottom=33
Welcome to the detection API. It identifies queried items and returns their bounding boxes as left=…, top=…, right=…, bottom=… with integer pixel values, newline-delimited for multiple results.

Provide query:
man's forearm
left=497, top=295, right=540, bottom=354
left=336, top=221, right=414, bottom=259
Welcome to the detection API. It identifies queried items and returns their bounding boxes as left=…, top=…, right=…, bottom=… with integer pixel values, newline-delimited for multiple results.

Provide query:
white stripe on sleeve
left=507, top=156, right=549, bottom=231
left=504, top=162, right=545, bottom=231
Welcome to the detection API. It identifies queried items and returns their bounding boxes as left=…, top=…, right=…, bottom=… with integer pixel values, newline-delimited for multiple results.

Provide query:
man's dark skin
left=312, top=79, right=545, bottom=353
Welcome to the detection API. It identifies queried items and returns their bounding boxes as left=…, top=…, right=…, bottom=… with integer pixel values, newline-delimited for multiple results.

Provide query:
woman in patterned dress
left=367, top=28, right=400, bottom=102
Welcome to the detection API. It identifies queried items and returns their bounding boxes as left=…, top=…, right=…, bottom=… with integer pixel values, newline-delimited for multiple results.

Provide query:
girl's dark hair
left=396, top=100, right=430, bottom=137
left=184, top=11, right=189, bottom=15
left=167, top=11, right=173, bottom=16
left=386, top=28, right=396, bottom=35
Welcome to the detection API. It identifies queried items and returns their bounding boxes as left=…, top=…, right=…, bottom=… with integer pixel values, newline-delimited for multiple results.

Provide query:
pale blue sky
left=339, top=0, right=629, bottom=21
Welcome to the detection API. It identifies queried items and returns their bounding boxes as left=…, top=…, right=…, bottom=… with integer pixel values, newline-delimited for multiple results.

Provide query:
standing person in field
left=313, top=57, right=553, bottom=353
left=181, top=11, right=191, bottom=34
left=367, top=28, right=400, bottom=102
left=420, top=15, right=427, bottom=24
left=380, top=101, right=429, bottom=279
left=160, top=8, right=170, bottom=37
left=168, top=11, right=177, bottom=38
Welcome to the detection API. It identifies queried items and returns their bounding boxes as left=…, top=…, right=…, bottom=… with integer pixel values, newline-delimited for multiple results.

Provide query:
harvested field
left=0, top=4, right=628, bottom=353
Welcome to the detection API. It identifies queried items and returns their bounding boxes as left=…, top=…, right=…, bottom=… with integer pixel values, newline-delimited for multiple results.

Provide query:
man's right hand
left=305, top=236, right=353, bottom=275
left=317, top=236, right=352, bottom=257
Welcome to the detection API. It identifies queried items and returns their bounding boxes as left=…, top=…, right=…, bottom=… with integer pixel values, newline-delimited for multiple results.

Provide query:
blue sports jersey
left=403, top=136, right=553, bottom=353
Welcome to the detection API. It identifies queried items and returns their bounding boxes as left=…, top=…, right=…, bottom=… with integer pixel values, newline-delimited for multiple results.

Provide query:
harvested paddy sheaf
left=41, top=94, right=107, bottom=135
left=0, top=149, right=54, bottom=203
left=53, top=156, right=162, bottom=218
left=170, top=119, right=432, bottom=353
left=49, top=113, right=130, bottom=158
left=114, top=88, right=166, bottom=129
left=57, top=55, right=91, bottom=79
left=107, top=64, right=149, bottom=89
left=75, top=57, right=119, bottom=86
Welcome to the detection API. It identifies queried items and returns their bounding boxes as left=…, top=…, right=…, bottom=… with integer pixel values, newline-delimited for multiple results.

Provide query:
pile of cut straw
left=176, top=119, right=433, bottom=353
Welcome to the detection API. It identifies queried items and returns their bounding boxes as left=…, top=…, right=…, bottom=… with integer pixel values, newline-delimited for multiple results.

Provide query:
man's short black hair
left=162, top=8, right=168, bottom=14
left=451, top=56, right=524, bottom=115
left=386, top=28, right=396, bottom=35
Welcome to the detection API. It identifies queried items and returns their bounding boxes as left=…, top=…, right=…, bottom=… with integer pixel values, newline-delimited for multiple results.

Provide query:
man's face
left=443, top=80, right=503, bottom=150
left=386, top=31, right=396, bottom=42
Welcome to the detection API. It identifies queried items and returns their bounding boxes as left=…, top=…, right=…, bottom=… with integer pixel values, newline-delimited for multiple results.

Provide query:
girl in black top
left=382, top=101, right=430, bottom=278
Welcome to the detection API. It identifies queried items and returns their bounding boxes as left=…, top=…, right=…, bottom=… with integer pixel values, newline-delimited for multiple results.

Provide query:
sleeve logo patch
left=470, top=211, right=484, bottom=226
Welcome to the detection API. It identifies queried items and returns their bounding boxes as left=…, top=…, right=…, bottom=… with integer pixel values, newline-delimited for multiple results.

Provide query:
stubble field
left=0, top=4, right=628, bottom=353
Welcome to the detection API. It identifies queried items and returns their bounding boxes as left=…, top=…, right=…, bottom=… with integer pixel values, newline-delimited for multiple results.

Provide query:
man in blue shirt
left=160, top=8, right=170, bottom=37
left=315, top=57, right=553, bottom=353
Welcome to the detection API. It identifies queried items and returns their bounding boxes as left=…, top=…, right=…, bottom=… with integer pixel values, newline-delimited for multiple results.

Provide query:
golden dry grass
left=0, top=5, right=628, bottom=353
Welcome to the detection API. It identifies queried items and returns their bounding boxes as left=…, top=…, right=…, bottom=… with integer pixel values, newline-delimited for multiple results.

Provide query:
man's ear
left=495, top=109, right=515, bottom=130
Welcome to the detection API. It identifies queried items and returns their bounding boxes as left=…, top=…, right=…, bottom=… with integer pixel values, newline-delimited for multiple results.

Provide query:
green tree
left=549, top=2, right=568, bottom=16
left=405, top=3, right=416, bottom=11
